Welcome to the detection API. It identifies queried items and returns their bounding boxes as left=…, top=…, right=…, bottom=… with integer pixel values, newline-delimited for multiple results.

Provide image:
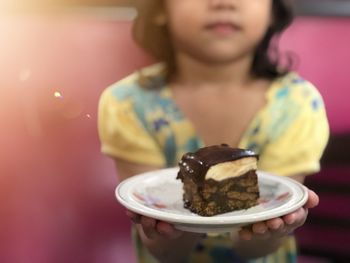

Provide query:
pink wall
left=280, top=17, right=350, bottom=133
left=0, top=14, right=150, bottom=263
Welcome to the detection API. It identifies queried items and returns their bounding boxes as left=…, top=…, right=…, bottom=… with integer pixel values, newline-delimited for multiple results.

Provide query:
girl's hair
left=132, top=0, right=294, bottom=82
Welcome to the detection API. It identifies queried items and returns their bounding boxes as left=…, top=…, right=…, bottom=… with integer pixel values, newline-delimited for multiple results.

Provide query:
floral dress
left=98, top=64, right=329, bottom=263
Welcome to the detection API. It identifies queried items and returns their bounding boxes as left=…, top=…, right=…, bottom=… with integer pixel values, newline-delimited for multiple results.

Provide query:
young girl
left=98, top=0, right=329, bottom=262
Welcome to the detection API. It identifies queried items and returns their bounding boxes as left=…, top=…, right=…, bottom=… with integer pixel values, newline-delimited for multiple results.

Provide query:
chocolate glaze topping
left=177, top=144, right=258, bottom=185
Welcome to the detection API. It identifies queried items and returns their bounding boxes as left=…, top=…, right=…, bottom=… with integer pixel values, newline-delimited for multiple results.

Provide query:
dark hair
left=132, top=0, right=294, bottom=82
left=253, top=0, right=294, bottom=79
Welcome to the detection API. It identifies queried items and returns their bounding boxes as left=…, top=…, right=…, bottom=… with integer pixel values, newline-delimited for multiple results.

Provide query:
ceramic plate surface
left=116, top=168, right=308, bottom=233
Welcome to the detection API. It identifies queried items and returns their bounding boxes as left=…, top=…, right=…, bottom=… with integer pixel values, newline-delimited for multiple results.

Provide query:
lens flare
left=54, top=91, right=63, bottom=99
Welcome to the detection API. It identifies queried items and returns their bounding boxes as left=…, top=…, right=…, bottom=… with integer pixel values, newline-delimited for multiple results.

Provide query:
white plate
left=116, top=167, right=308, bottom=233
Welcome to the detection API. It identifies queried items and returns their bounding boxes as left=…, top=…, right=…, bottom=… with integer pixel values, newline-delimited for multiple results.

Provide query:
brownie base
left=182, top=170, right=259, bottom=216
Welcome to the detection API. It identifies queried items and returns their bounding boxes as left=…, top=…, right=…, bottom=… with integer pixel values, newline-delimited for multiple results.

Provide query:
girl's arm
left=114, top=158, right=203, bottom=263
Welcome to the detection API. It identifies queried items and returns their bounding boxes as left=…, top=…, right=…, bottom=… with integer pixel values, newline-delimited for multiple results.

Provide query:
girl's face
left=163, top=0, right=273, bottom=64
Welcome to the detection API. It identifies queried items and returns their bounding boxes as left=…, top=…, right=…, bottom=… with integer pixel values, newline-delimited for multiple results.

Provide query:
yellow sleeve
left=258, top=82, right=330, bottom=176
left=97, top=86, right=165, bottom=167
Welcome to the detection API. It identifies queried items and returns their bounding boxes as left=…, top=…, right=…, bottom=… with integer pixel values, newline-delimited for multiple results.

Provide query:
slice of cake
left=176, top=144, right=259, bottom=216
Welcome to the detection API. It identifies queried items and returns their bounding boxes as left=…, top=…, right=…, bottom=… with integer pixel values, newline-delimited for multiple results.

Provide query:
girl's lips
left=204, top=22, right=240, bottom=37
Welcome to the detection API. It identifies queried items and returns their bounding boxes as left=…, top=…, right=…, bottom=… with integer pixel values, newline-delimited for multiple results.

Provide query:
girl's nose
left=209, top=0, right=236, bottom=10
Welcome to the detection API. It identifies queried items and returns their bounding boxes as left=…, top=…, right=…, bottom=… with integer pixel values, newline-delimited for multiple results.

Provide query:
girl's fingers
left=283, top=207, right=307, bottom=226
left=126, top=210, right=141, bottom=224
left=140, top=216, right=159, bottom=239
left=304, top=189, right=319, bottom=209
left=125, top=210, right=135, bottom=218
left=156, top=221, right=183, bottom=239
left=239, top=209, right=306, bottom=241
left=266, top=218, right=284, bottom=230
left=252, top=222, right=268, bottom=234
left=239, top=223, right=264, bottom=239
left=238, top=228, right=253, bottom=241
left=128, top=211, right=183, bottom=240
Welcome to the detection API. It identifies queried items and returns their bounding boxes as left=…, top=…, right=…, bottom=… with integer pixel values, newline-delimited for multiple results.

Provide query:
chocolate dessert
left=177, top=144, right=259, bottom=216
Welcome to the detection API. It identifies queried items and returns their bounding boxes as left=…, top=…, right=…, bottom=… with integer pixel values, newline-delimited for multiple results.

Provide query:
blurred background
left=0, top=1, right=349, bottom=263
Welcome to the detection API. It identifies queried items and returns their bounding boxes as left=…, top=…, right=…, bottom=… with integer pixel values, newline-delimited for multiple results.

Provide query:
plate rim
left=116, top=167, right=308, bottom=226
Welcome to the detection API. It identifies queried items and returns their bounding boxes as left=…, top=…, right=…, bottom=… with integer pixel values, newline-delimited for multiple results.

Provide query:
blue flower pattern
left=243, top=75, right=324, bottom=158
left=112, top=74, right=323, bottom=168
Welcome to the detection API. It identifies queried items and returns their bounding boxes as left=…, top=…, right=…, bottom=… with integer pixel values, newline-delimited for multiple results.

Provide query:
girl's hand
left=126, top=210, right=184, bottom=240
left=238, top=189, right=319, bottom=241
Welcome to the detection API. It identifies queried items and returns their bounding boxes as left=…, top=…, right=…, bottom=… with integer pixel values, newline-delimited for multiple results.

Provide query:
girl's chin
left=194, top=52, right=246, bottom=65
left=178, top=45, right=250, bottom=65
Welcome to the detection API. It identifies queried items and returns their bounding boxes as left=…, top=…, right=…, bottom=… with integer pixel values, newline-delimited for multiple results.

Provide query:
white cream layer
left=205, top=157, right=257, bottom=181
